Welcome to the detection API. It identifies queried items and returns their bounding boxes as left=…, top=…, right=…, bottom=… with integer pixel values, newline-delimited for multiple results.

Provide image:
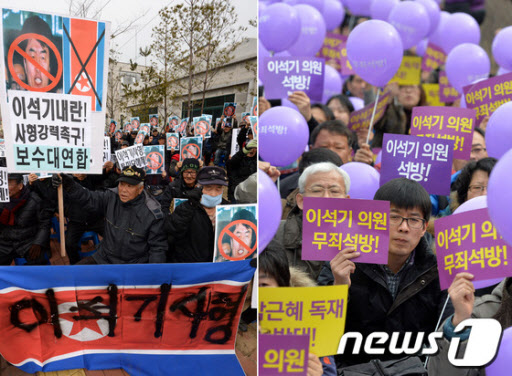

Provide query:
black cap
left=117, top=166, right=145, bottom=185
left=197, top=166, right=228, bottom=186
left=181, top=158, right=200, bottom=172
left=8, top=173, right=23, bottom=183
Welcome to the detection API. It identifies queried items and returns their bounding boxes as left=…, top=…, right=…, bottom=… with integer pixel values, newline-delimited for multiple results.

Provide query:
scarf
left=0, top=186, right=30, bottom=226
left=493, top=278, right=512, bottom=329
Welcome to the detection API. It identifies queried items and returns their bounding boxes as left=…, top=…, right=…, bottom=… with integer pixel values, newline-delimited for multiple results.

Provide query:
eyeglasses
left=389, top=214, right=426, bottom=229
left=305, top=187, right=346, bottom=198
left=468, top=185, right=487, bottom=194
left=471, top=147, right=487, bottom=154
left=183, top=171, right=197, bottom=176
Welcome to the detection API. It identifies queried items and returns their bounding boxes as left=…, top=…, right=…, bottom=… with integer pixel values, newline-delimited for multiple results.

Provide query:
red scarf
left=0, top=187, right=29, bottom=226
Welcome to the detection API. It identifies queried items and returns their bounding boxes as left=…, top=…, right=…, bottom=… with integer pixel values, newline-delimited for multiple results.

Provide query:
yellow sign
left=422, top=83, right=445, bottom=107
left=390, top=56, right=422, bottom=86
left=259, top=285, right=348, bottom=356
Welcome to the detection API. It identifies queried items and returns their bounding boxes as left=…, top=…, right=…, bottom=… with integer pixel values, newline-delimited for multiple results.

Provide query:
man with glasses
left=318, top=178, right=448, bottom=369
left=160, top=158, right=202, bottom=213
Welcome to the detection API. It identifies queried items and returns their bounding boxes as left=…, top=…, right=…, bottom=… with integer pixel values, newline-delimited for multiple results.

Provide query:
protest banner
left=262, top=57, right=325, bottom=101
left=166, top=132, right=179, bottom=151
left=249, top=116, right=258, bottom=138
left=389, top=56, right=421, bottom=86
left=193, top=116, right=212, bottom=139
left=130, top=117, right=140, bottom=131
left=302, top=197, right=389, bottom=263
left=347, top=92, right=391, bottom=132
left=252, top=96, right=257, bottom=116
left=259, top=334, right=309, bottom=375
left=109, top=120, right=116, bottom=134
left=231, top=128, right=241, bottom=157
left=380, top=134, right=454, bottom=195
left=439, top=70, right=460, bottom=103
left=115, top=144, right=145, bottom=169
left=0, top=139, right=5, bottom=157
left=0, top=168, right=8, bottom=202
left=411, top=106, right=476, bottom=160
left=214, top=204, right=257, bottom=262
left=422, top=83, right=445, bottom=107
left=223, top=102, right=237, bottom=118
left=259, top=285, right=348, bottom=356
left=168, top=115, right=180, bottom=132
left=178, top=119, right=188, bottom=137
left=242, top=112, right=250, bottom=124
left=149, top=113, right=159, bottom=128
left=421, top=42, right=446, bottom=73
left=317, top=32, right=344, bottom=72
left=339, top=36, right=355, bottom=76
left=435, top=208, right=511, bottom=290
left=0, top=8, right=110, bottom=174
left=134, top=129, right=147, bottom=145
left=463, top=72, right=512, bottom=126
left=103, top=136, right=110, bottom=163
left=179, top=136, right=203, bottom=161
left=0, top=260, right=255, bottom=375
left=144, top=145, right=165, bottom=175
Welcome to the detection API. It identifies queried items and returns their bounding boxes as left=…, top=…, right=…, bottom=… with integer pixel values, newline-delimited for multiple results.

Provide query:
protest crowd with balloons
left=258, top=0, right=512, bottom=375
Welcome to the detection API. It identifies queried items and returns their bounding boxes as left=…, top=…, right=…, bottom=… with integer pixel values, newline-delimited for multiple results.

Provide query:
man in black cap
left=52, top=166, right=167, bottom=264
left=0, top=173, right=52, bottom=265
left=165, top=166, right=229, bottom=263
left=160, top=158, right=201, bottom=214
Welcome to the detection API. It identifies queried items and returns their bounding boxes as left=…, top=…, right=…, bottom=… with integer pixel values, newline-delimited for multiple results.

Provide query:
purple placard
left=462, top=72, right=512, bottom=126
left=347, top=92, right=391, bottom=132
left=317, top=32, right=344, bottom=72
left=410, top=106, right=476, bottom=160
left=259, top=334, right=309, bottom=375
left=435, top=208, right=511, bottom=290
left=339, top=35, right=355, bottom=76
left=380, top=134, right=454, bottom=195
left=302, top=197, right=390, bottom=264
left=439, top=70, right=460, bottom=103
left=262, top=57, right=325, bottom=101
left=421, top=42, right=446, bottom=73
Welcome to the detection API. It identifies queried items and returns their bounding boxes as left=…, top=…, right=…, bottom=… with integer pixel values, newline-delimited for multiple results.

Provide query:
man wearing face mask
left=165, top=166, right=229, bottom=263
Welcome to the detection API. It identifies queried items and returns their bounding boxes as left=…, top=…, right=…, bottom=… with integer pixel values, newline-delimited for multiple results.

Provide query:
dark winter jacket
left=160, top=177, right=196, bottom=214
left=227, top=150, right=257, bottom=201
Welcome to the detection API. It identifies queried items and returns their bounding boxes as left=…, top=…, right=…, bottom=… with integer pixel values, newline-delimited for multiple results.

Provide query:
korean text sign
left=421, top=42, right=446, bottom=73
left=390, top=56, right=421, bottom=86
left=259, top=285, right=348, bottom=356
left=348, top=92, right=391, bottom=132
left=114, top=144, right=145, bottom=169
left=410, top=106, right=476, bottom=160
left=380, top=134, right=454, bottom=195
left=422, top=83, right=445, bottom=107
left=302, top=197, right=390, bottom=264
left=435, top=208, right=511, bottom=290
left=259, top=334, right=309, bottom=375
left=0, top=261, right=254, bottom=375
left=317, top=32, right=344, bottom=72
left=0, top=168, right=8, bottom=202
left=262, top=57, right=325, bottom=101
left=439, top=70, right=460, bottom=103
left=463, top=72, right=512, bottom=126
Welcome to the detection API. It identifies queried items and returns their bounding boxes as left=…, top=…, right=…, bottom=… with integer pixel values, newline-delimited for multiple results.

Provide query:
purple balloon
left=259, top=106, right=309, bottom=167
left=439, top=12, right=480, bottom=54
left=370, top=0, right=399, bottom=21
left=296, top=0, right=324, bottom=13
left=339, top=162, right=380, bottom=200
left=259, top=3, right=302, bottom=53
left=453, top=195, right=487, bottom=214
left=415, top=0, right=440, bottom=36
left=349, top=96, right=364, bottom=111
left=345, top=0, right=372, bottom=17
left=486, top=102, right=512, bottom=160
left=322, top=65, right=343, bottom=103
left=258, top=169, right=283, bottom=252
left=486, top=327, right=512, bottom=375
left=497, top=66, right=511, bottom=76
left=429, top=11, right=450, bottom=48
left=346, top=20, right=403, bottom=87
left=415, top=39, right=428, bottom=57
left=493, top=26, right=512, bottom=71
left=488, top=148, right=512, bottom=248
left=281, top=97, right=299, bottom=111
left=287, top=4, right=327, bottom=56
left=388, top=1, right=430, bottom=50
left=375, top=150, right=382, bottom=165
left=445, top=43, right=490, bottom=94
left=323, top=0, right=345, bottom=31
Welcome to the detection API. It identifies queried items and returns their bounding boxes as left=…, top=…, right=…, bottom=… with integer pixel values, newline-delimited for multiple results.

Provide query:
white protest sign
left=115, top=144, right=145, bottom=169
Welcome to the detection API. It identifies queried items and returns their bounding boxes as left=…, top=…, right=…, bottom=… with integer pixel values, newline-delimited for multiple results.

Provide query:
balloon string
left=276, top=175, right=280, bottom=192
left=366, top=88, right=381, bottom=145
left=348, top=15, right=356, bottom=31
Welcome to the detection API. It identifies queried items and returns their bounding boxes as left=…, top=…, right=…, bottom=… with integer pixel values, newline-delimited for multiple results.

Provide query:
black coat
left=227, top=150, right=256, bottom=201
left=65, top=182, right=167, bottom=264
left=160, top=177, right=196, bottom=214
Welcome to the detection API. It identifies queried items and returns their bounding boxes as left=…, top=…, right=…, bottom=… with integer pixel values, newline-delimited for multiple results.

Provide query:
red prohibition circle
left=195, top=120, right=209, bottom=136
left=8, top=33, right=63, bottom=92
left=135, top=133, right=145, bottom=144
left=182, top=143, right=200, bottom=159
left=224, top=105, right=235, bottom=117
left=167, top=136, right=178, bottom=148
left=146, top=152, right=163, bottom=170
left=218, top=219, right=258, bottom=261
left=253, top=121, right=258, bottom=136
left=252, top=103, right=257, bottom=116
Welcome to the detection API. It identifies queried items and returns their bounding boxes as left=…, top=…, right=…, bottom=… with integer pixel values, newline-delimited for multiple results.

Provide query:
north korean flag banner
left=0, top=260, right=255, bottom=375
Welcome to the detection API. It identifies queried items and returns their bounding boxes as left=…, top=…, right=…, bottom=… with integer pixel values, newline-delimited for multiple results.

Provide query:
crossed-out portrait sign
left=143, top=145, right=165, bottom=175
left=166, top=133, right=179, bottom=151
left=223, top=102, right=236, bottom=118
left=179, top=136, right=203, bottom=161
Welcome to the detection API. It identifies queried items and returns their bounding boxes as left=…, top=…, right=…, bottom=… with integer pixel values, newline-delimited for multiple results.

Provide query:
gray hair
left=298, top=162, right=351, bottom=194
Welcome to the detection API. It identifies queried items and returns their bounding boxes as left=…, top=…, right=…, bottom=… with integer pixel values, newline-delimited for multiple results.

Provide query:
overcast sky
left=8, top=0, right=257, bottom=63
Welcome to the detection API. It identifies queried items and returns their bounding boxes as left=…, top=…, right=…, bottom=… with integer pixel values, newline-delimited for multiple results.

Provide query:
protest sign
left=262, top=57, right=325, bottom=101
left=339, top=36, right=355, bottom=76
left=166, top=132, right=179, bottom=151
left=144, top=145, right=165, bottom=175
left=223, top=102, right=237, bottom=118
left=439, top=70, right=460, bottom=103
left=149, top=113, right=159, bottom=128
left=317, top=32, right=344, bottom=72
left=259, top=334, right=309, bottom=375
left=411, top=106, right=476, bottom=160
left=0, top=260, right=254, bottom=375
left=139, top=124, right=150, bottom=135
left=179, top=136, right=202, bottom=161
left=134, top=129, right=147, bottom=145
left=390, top=56, right=421, bottom=86
left=109, top=120, right=116, bottom=134
left=302, top=197, right=389, bottom=263
left=168, top=115, right=180, bottom=132
left=103, top=136, right=110, bottom=163
left=178, top=119, right=188, bottom=137
left=421, top=42, right=446, bottom=73
left=0, top=139, right=5, bottom=157
left=0, top=168, right=8, bottom=202
left=130, top=117, right=140, bottom=131
left=114, top=130, right=122, bottom=142
left=259, top=285, right=348, bottom=356
left=115, top=144, right=145, bottom=169
left=173, top=198, right=188, bottom=211
left=463, top=72, right=512, bottom=126
left=214, top=204, right=257, bottom=262
left=242, top=112, right=250, bottom=124
left=231, top=128, right=241, bottom=157
left=347, top=92, right=391, bottom=132
left=22, top=172, right=52, bottom=187
left=252, top=96, right=257, bottom=116
left=193, top=116, right=212, bottom=139
left=380, top=134, right=454, bottom=195
left=125, top=123, right=133, bottom=133
left=435, top=208, right=511, bottom=290
left=422, top=83, right=445, bottom=107
left=0, top=8, right=111, bottom=173
left=249, top=116, right=258, bottom=138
